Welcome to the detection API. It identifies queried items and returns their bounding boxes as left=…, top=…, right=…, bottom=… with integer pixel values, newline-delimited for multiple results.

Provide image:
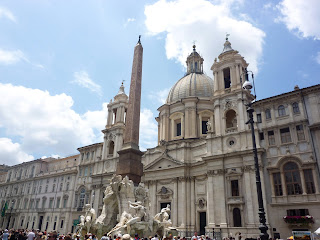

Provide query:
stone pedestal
left=116, top=147, right=143, bottom=184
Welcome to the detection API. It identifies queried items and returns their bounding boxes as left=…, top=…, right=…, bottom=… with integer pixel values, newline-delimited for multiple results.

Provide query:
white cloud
left=72, top=71, right=102, bottom=95
left=127, top=18, right=136, bottom=23
left=144, top=0, right=265, bottom=74
left=0, top=83, right=108, bottom=164
left=263, top=3, right=272, bottom=9
left=316, top=52, right=320, bottom=65
left=0, top=7, right=16, bottom=22
left=0, top=48, right=45, bottom=69
left=148, top=88, right=171, bottom=105
left=0, top=138, right=34, bottom=165
left=277, top=0, right=320, bottom=40
left=0, top=49, right=26, bottom=65
left=140, top=109, right=158, bottom=150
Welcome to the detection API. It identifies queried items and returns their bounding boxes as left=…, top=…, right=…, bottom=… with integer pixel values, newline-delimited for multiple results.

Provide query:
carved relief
left=197, top=198, right=206, bottom=209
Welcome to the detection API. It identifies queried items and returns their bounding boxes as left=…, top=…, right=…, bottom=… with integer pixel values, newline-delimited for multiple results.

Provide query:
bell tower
left=211, top=37, right=249, bottom=96
left=101, top=82, right=128, bottom=161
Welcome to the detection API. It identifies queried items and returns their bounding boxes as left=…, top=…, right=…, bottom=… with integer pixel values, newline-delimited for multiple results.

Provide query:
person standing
left=2, top=230, right=9, bottom=240
left=27, top=230, right=35, bottom=240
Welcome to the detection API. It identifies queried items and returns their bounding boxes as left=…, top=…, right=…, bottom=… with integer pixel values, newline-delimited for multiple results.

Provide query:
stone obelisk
left=116, top=36, right=144, bottom=184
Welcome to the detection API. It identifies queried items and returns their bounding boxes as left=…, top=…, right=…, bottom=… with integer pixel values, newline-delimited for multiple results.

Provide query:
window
left=91, top=151, right=94, bottom=160
left=284, top=162, right=302, bottom=195
left=63, top=198, right=68, bottom=208
left=268, top=131, right=275, bottom=145
left=66, top=183, right=69, bottom=191
left=52, top=184, right=56, bottom=192
left=79, top=188, right=86, bottom=208
left=223, top=68, right=231, bottom=89
left=273, top=173, right=283, bottom=196
left=202, top=120, right=208, bottom=134
left=280, top=127, right=291, bottom=143
left=35, top=199, right=39, bottom=209
left=81, top=153, right=84, bottom=161
left=89, top=167, right=92, bottom=176
left=39, top=185, right=42, bottom=193
left=278, top=105, right=286, bottom=116
left=86, top=152, right=90, bottom=160
left=233, top=208, right=242, bottom=227
left=45, top=185, right=48, bottom=193
left=296, top=125, right=305, bottom=141
left=60, top=220, right=64, bottom=229
left=257, top=113, right=262, bottom=123
left=56, top=197, right=60, bottom=208
left=226, top=110, right=237, bottom=129
left=259, top=132, right=264, bottom=141
left=287, top=209, right=309, bottom=216
left=42, top=198, right=46, bottom=208
left=176, top=122, right=181, bottom=136
left=79, top=168, right=82, bottom=177
left=49, top=198, right=53, bottom=208
left=292, top=102, right=300, bottom=114
left=231, top=180, right=239, bottom=196
left=60, top=183, right=63, bottom=191
left=304, top=169, right=315, bottom=194
left=84, top=167, right=88, bottom=177
left=108, top=141, right=114, bottom=156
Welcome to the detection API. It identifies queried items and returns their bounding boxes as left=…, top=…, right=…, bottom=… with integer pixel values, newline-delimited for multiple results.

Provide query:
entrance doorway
left=199, top=212, right=206, bottom=235
left=38, top=216, right=43, bottom=231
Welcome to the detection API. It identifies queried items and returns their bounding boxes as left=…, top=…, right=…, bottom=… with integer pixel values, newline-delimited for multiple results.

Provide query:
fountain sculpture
left=77, top=175, right=175, bottom=238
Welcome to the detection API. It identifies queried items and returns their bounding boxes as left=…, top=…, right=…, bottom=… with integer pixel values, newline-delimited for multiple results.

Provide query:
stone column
left=179, top=177, right=187, bottom=227
left=312, top=168, right=320, bottom=194
left=269, top=172, right=275, bottom=197
left=185, top=109, right=190, bottom=138
left=107, top=109, right=113, bottom=126
left=186, top=177, right=191, bottom=229
left=235, top=64, right=240, bottom=86
left=230, top=66, right=236, bottom=89
left=280, top=170, right=287, bottom=196
left=173, top=178, right=178, bottom=226
left=190, top=177, right=196, bottom=230
left=214, top=72, right=219, bottom=95
left=237, top=99, right=245, bottom=131
left=207, top=171, right=215, bottom=227
left=191, top=108, right=197, bottom=138
left=243, top=168, right=254, bottom=225
left=218, top=172, right=227, bottom=226
left=214, top=105, right=221, bottom=136
left=300, top=169, right=307, bottom=194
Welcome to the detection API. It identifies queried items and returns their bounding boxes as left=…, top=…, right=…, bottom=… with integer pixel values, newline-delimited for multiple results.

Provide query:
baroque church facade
left=0, top=39, right=320, bottom=239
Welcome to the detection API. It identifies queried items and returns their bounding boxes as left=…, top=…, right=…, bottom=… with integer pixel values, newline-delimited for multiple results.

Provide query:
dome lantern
left=186, top=45, right=204, bottom=74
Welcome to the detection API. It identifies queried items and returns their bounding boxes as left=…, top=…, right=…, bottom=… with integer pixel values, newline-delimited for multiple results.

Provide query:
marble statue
left=153, top=204, right=173, bottom=237
left=206, top=121, right=212, bottom=132
left=79, top=204, right=96, bottom=234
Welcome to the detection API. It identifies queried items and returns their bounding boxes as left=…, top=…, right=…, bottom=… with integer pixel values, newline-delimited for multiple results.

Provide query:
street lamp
left=241, top=69, right=269, bottom=240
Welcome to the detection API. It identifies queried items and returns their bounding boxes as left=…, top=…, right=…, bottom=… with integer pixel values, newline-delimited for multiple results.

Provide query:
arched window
left=283, top=162, right=302, bottom=195
left=265, top=109, right=271, bottom=120
left=226, top=110, right=237, bottom=129
left=79, top=188, right=86, bottom=208
left=233, top=208, right=242, bottom=227
left=108, top=141, right=114, bottom=155
left=223, top=68, right=231, bottom=89
left=292, top=102, right=300, bottom=114
left=278, top=105, right=286, bottom=116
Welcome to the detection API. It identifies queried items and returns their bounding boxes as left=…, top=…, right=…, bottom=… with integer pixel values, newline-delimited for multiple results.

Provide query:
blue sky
left=0, top=0, right=319, bottom=165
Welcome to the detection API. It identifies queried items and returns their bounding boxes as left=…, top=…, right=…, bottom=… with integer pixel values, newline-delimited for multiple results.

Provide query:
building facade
left=0, top=39, right=319, bottom=238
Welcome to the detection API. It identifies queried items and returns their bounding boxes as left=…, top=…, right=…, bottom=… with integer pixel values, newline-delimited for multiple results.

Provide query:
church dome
left=166, top=72, right=214, bottom=104
left=166, top=45, right=214, bottom=104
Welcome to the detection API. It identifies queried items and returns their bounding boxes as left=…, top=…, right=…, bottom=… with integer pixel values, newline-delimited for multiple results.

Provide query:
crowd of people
left=0, top=229, right=235, bottom=240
